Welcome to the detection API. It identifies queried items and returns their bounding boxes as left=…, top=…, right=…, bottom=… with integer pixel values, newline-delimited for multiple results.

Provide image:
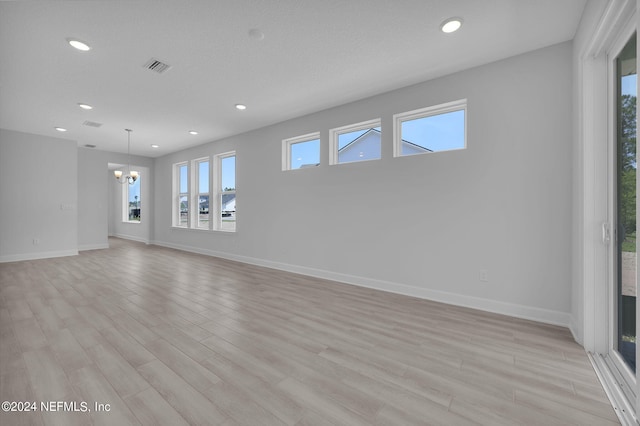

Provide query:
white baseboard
left=568, top=315, right=583, bottom=345
left=151, top=240, right=571, bottom=328
left=78, top=243, right=109, bottom=252
left=113, top=234, right=150, bottom=244
left=0, top=249, right=78, bottom=263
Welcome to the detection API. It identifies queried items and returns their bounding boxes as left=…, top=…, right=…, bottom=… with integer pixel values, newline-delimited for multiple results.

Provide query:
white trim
left=590, top=352, right=637, bottom=425
left=584, top=0, right=635, bottom=59
left=282, top=131, right=321, bottom=171
left=393, top=98, right=467, bottom=157
left=213, top=151, right=236, bottom=232
left=0, top=249, right=78, bottom=263
left=113, top=233, right=149, bottom=244
left=193, top=157, right=211, bottom=230
left=329, top=118, right=381, bottom=165
left=151, top=239, right=570, bottom=327
left=174, top=161, right=189, bottom=228
left=606, top=18, right=637, bottom=398
left=78, top=243, right=109, bottom=251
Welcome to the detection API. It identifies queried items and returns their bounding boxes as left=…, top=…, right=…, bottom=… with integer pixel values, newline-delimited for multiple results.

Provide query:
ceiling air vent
left=144, top=58, right=171, bottom=74
left=82, top=120, right=102, bottom=128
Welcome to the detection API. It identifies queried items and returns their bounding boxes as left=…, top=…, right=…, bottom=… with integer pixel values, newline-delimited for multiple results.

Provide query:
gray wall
left=153, top=41, right=574, bottom=325
left=78, top=147, right=109, bottom=250
left=78, top=148, right=154, bottom=249
left=0, top=129, right=78, bottom=261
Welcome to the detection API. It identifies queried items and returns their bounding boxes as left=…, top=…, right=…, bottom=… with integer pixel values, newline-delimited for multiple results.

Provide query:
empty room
left=0, top=0, right=637, bottom=425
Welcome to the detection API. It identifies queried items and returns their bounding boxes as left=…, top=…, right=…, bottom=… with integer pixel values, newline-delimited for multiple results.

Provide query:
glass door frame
left=605, top=9, right=638, bottom=417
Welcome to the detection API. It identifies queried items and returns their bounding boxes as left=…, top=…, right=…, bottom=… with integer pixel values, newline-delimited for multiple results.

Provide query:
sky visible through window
left=623, top=74, right=637, bottom=96
left=338, top=128, right=379, bottom=150
left=180, top=165, right=188, bottom=193
left=291, top=139, right=320, bottom=169
left=289, top=110, right=465, bottom=164
left=198, top=161, right=209, bottom=193
left=401, top=110, right=464, bottom=152
left=221, top=156, right=235, bottom=191
left=128, top=176, right=140, bottom=202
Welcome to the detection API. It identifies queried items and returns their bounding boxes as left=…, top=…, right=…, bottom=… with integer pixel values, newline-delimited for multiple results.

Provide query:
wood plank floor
left=0, top=238, right=619, bottom=425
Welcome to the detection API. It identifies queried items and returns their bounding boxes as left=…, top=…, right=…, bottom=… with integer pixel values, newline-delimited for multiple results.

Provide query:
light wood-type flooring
left=0, top=238, right=619, bottom=425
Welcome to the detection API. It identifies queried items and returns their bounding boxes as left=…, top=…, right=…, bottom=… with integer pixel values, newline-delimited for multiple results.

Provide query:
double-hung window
left=173, top=153, right=236, bottom=232
left=215, top=152, right=236, bottom=232
left=123, top=174, right=141, bottom=222
left=195, top=158, right=210, bottom=229
left=174, top=162, right=189, bottom=228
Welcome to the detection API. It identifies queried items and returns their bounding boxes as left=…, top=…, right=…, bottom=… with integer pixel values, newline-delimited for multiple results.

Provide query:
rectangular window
left=196, top=159, right=210, bottom=229
left=215, top=152, right=236, bottom=232
left=175, top=162, right=189, bottom=227
left=329, top=118, right=381, bottom=164
left=126, top=175, right=141, bottom=222
left=393, top=99, right=466, bottom=157
left=282, top=132, right=320, bottom=170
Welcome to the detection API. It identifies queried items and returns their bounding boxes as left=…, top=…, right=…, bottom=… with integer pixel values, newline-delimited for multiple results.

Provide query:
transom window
left=282, top=132, right=320, bottom=170
left=393, top=99, right=466, bottom=157
left=329, top=118, right=381, bottom=165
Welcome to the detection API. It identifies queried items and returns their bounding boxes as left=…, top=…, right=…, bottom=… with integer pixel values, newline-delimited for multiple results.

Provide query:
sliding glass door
left=615, top=31, right=637, bottom=375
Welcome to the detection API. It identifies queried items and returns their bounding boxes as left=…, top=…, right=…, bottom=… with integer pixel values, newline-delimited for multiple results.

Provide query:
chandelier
left=114, top=129, right=138, bottom=184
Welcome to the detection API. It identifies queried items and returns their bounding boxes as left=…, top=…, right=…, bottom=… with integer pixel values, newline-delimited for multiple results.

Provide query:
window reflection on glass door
left=616, top=32, right=637, bottom=372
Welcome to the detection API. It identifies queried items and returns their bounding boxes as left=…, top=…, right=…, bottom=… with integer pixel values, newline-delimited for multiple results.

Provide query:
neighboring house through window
left=282, top=132, right=320, bottom=170
left=173, top=153, right=236, bottom=232
left=330, top=118, right=381, bottom=164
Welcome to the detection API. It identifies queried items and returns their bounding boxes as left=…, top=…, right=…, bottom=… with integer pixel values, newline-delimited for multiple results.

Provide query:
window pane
left=617, top=32, right=637, bottom=372
left=221, top=156, right=236, bottom=191
left=128, top=176, right=141, bottom=221
left=221, top=193, right=236, bottom=232
left=198, top=161, right=209, bottom=193
left=338, top=127, right=380, bottom=163
left=290, top=139, right=320, bottom=169
left=198, top=194, right=209, bottom=228
left=401, top=109, right=465, bottom=154
left=179, top=195, right=188, bottom=227
left=179, top=164, right=188, bottom=193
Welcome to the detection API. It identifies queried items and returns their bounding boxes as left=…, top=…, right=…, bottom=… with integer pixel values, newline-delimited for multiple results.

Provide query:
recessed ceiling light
left=188, top=130, right=198, bottom=135
left=151, top=144, right=159, bottom=148
left=441, top=18, right=463, bottom=33
left=54, top=127, right=67, bottom=132
left=77, top=103, right=93, bottom=110
left=67, top=38, right=91, bottom=51
left=235, top=104, right=247, bottom=110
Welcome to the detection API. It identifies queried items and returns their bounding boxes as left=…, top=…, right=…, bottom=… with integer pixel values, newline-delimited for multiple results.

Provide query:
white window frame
left=329, top=118, right=381, bottom=165
left=193, top=157, right=211, bottom=230
left=393, top=99, right=467, bottom=157
left=214, top=151, right=236, bottom=232
left=282, top=132, right=321, bottom=171
left=121, top=173, right=142, bottom=223
left=173, top=161, right=189, bottom=228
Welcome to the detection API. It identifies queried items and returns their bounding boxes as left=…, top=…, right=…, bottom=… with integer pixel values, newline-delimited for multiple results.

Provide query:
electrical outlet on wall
left=479, top=270, right=489, bottom=282
left=32, top=238, right=40, bottom=245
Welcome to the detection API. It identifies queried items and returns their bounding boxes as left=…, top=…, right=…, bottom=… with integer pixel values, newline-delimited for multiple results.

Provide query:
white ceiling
left=0, top=0, right=586, bottom=158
